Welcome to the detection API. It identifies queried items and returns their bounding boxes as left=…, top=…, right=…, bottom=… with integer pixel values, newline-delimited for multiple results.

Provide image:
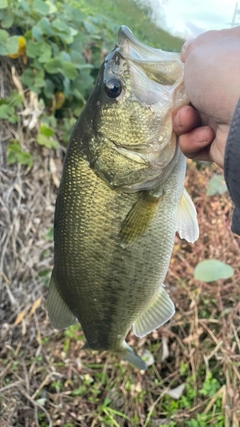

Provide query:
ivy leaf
left=6, top=36, right=19, bottom=55
left=40, top=124, right=55, bottom=137
left=52, top=18, right=70, bottom=34
left=37, top=134, right=60, bottom=149
left=27, top=40, right=43, bottom=58
left=207, top=174, right=228, bottom=196
left=0, top=104, right=11, bottom=119
left=17, top=151, right=34, bottom=167
left=45, top=226, right=54, bottom=241
left=22, top=68, right=45, bottom=93
left=0, top=0, right=8, bottom=9
left=0, top=29, right=8, bottom=42
left=33, top=0, right=50, bottom=15
left=32, top=25, right=43, bottom=41
left=44, top=79, right=54, bottom=98
left=38, top=44, right=52, bottom=63
left=37, top=17, right=54, bottom=36
left=7, top=142, right=33, bottom=167
left=0, top=29, right=8, bottom=54
left=21, top=0, right=30, bottom=12
left=194, top=260, right=234, bottom=282
left=1, top=12, right=14, bottom=28
left=44, top=58, right=62, bottom=74
left=61, top=62, right=78, bottom=80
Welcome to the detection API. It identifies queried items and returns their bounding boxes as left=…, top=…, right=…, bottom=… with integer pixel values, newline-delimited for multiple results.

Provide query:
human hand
left=173, top=27, right=240, bottom=169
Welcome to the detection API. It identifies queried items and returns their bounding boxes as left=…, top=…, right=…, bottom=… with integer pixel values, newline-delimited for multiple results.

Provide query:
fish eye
left=104, top=77, right=122, bottom=99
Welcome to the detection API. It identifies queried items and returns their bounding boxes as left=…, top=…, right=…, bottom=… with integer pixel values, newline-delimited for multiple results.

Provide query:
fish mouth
left=118, top=25, right=166, bottom=60
left=117, top=26, right=183, bottom=86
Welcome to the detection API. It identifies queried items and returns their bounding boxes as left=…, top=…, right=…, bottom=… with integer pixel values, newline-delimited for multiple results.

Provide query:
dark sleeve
left=224, top=98, right=240, bottom=236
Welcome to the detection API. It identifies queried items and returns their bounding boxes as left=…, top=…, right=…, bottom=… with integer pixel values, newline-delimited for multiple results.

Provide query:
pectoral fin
left=119, top=190, right=163, bottom=248
left=47, top=272, right=78, bottom=329
left=133, top=286, right=175, bottom=338
left=176, top=188, right=199, bottom=243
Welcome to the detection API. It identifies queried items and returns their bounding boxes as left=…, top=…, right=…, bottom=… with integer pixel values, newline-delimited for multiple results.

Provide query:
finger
left=173, top=105, right=201, bottom=135
left=181, top=30, right=217, bottom=62
left=187, top=146, right=213, bottom=163
left=186, top=145, right=223, bottom=169
left=178, top=126, right=215, bottom=158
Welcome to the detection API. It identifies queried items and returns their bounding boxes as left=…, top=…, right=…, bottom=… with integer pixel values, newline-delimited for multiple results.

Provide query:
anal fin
left=133, top=286, right=175, bottom=338
left=47, top=272, right=78, bottom=330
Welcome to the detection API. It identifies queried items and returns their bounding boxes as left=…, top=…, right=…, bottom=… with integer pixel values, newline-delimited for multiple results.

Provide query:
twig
left=20, top=388, right=52, bottom=427
left=0, top=380, right=23, bottom=393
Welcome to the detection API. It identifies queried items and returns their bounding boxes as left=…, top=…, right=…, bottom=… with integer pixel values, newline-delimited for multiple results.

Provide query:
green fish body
left=47, top=26, right=199, bottom=370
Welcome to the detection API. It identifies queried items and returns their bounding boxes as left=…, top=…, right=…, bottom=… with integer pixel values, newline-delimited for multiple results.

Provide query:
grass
left=70, top=0, right=184, bottom=51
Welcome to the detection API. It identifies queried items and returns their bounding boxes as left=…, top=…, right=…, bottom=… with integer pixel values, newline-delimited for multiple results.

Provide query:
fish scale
left=47, top=26, right=199, bottom=369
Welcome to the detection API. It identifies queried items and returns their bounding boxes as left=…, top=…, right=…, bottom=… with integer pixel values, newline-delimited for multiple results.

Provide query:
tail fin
left=119, top=341, right=147, bottom=370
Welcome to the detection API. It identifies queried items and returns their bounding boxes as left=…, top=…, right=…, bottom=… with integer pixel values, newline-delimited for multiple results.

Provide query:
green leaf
left=38, top=44, right=51, bottom=63
left=45, top=226, right=54, bottom=241
left=43, top=79, right=54, bottom=98
left=0, top=44, right=6, bottom=55
left=83, top=20, right=97, bottom=34
left=17, top=151, right=34, bottom=167
left=45, top=0, right=57, bottom=13
left=0, top=0, right=8, bottom=9
left=0, top=104, right=11, bottom=119
left=7, top=143, right=33, bottom=167
left=27, top=40, right=43, bottom=58
left=71, top=9, right=86, bottom=25
left=40, top=124, right=55, bottom=137
left=0, top=29, right=8, bottom=43
left=35, top=76, right=45, bottom=88
left=22, top=68, right=35, bottom=86
left=37, top=17, right=54, bottom=36
left=33, top=0, right=50, bottom=15
left=58, top=50, right=71, bottom=62
left=51, top=18, right=70, bottom=34
left=8, top=91, right=24, bottom=107
left=21, top=68, right=44, bottom=93
left=70, top=50, right=85, bottom=66
left=32, top=26, right=43, bottom=41
left=207, top=174, right=228, bottom=196
left=44, top=58, right=62, bottom=74
left=61, top=62, right=78, bottom=80
left=37, top=134, right=60, bottom=149
left=21, top=0, right=30, bottom=12
left=194, top=260, right=234, bottom=282
left=6, top=36, right=19, bottom=55
left=1, top=12, right=14, bottom=28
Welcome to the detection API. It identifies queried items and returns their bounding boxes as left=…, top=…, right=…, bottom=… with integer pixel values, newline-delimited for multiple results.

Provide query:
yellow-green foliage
left=0, top=0, right=184, bottom=127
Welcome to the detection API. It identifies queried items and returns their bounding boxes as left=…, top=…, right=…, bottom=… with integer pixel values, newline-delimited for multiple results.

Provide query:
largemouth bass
left=47, top=26, right=199, bottom=370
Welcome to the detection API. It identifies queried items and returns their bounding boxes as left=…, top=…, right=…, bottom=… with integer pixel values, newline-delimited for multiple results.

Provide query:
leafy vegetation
left=194, top=259, right=234, bottom=282
left=207, top=174, right=228, bottom=196
left=0, top=0, right=184, bottom=167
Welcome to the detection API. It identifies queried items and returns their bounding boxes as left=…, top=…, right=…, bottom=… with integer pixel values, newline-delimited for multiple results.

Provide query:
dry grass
left=0, top=68, right=240, bottom=427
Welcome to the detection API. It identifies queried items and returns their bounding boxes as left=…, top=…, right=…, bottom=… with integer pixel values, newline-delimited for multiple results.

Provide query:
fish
left=47, top=26, right=199, bottom=370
